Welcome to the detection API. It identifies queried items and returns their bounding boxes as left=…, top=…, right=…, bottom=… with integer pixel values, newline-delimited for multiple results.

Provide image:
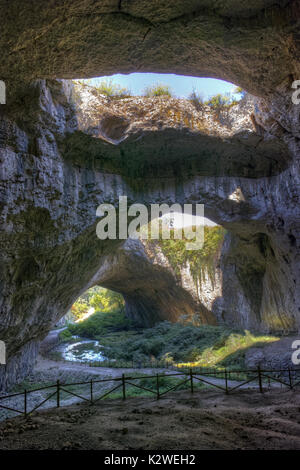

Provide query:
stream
left=57, top=338, right=107, bottom=363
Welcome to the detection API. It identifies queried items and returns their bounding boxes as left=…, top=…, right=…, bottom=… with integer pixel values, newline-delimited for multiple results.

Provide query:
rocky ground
left=0, top=388, right=299, bottom=450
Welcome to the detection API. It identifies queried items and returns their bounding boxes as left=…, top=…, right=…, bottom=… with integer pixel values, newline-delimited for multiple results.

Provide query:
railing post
left=90, top=379, right=93, bottom=404
left=24, top=389, right=27, bottom=417
left=156, top=374, right=160, bottom=400
left=190, top=368, right=194, bottom=394
left=225, top=369, right=228, bottom=394
left=57, top=380, right=60, bottom=408
left=288, top=368, right=293, bottom=390
left=258, top=365, right=263, bottom=393
left=122, top=374, right=126, bottom=400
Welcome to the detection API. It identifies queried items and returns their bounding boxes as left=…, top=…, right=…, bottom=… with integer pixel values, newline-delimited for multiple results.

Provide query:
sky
left=88, top=73, right=239, bottom=100
left=161, top=213, right=216, bottom=228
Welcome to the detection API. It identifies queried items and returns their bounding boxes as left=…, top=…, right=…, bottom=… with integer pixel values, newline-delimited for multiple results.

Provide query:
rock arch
left=0, top=1, right=299, bottom=388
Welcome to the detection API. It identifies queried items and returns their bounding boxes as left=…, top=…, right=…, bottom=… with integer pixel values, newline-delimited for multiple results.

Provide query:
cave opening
left=1, top=2, right=299, bottom=451
left=33, top=69, right=294, bottom=382
left=42, top=210, right=280, bottom=376
left=75, top=73, right=243, bottom=100
left=66, top=72, right=291, bottom=179
left=0, top=66, right=296, bottom=396
left=48, top=280, right=279, bottom=372
left=2, top=70, right=296, bottom=393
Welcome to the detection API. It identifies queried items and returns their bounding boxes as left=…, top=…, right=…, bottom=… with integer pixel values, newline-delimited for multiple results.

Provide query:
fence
left=0, top=366, right=299, bottom=419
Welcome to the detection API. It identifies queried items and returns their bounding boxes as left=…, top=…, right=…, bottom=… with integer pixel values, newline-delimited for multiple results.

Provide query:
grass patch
left=189, top=89, right=205, bottom=113
left=176, top=330, right=278, bottom=371
left=11, top=380, right=53, bottom=394
left=143, top=83, right=173, bottom=97
left=64, top=312, right=278, bottom=372
left=67, top=307, right=134, bottom=339
left=73, top=79, right=131, bottom=100
left=99, top=322, right=278, bottom=370
left=105, top=373, right=204, bottom=400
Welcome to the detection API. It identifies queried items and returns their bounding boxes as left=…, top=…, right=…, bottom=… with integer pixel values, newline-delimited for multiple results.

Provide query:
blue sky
left=88, top=73, right=239, bottom=100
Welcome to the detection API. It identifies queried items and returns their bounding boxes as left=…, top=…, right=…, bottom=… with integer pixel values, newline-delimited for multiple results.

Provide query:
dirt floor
left=0, top=388, right=299, bottom=450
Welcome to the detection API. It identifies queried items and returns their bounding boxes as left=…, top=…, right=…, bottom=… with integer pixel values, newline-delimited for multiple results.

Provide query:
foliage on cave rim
left=154, top=225, right=226, bottom=288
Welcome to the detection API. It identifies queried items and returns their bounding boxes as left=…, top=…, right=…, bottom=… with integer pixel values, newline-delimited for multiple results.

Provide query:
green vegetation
left=58, top=287, right=126, bottom=343
left=93, top=79, right=131, bottom=99
left=73, top=79, right=131, bottom=100
left=70, top=286, right=124, bottom=321
left=157, top=225, right=226, bottom=286
left=205, top=92, right=238, bottom=111
left=188, top=88, right=205, bottom=113
left=58, top=329, right=74, bottom=342
left=189, top=89, right=241, bottom=114
left=11, top=379, right=53, bottom=394
left=143, top=83, right=173, bottom=97
left=63, top=310, right=278, bottom=371
left=89, top=288, right=124, bottom=311
left=234, top=86, right=246, bottom=98
left=65, top=308, right=133, bottom=339
left=98, top=322, right=277, bottom=370
left=107, top=373, right=205, bottom=400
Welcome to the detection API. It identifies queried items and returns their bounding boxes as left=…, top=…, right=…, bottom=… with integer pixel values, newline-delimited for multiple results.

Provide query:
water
left=61, top=339, right=107, bottom=363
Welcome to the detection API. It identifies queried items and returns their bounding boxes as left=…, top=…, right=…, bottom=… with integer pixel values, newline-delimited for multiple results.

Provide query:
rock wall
left=0, top=73, right=299, bottom=388
left=0, top=0, right=299, bottom=389
left=1, top=1, right=299, bottom=97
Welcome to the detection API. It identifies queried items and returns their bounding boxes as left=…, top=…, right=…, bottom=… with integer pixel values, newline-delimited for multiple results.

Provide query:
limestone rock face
left=0, top=0, right=299, bottom=387
left=89, top=238, right=217, bottom=327
left=1, top=1, right=299, bottom=98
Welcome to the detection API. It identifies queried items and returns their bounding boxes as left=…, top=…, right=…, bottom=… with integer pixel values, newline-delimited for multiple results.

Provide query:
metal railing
left=0, top=366, right=299, bottom=419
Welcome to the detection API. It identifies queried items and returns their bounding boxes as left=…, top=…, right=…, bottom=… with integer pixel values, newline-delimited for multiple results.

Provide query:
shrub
left=74, top=79, right=131, bottom=100
left=233, top=86, right=246, bottom=98
left=67, top=307, right=132, bottom=339
left=94, top=79, right=131, bottom=99
left=205, top=92, right=239, bottom=113
left=70, top=287, right=124, bottom=322
left=189, top=89, right=205, bottom=113
left=94, top=321, right=278, bottom=370
left=144, top=83, right=173, bottom=98
left=205, top=93, right=230, bottom=109
left=59, top=329, right=73, bottom=342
